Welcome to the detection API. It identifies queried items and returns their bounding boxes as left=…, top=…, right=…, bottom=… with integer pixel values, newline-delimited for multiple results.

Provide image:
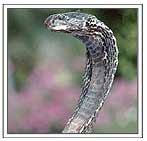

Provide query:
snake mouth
left=50, top=29, right=70, bottom=33
left=44, top=20, right=69, bottom=33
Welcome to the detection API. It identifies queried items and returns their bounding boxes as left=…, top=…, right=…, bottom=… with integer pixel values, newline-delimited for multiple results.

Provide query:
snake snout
left=43, top=18, right=52, bottom=28
left=43, top=20, right=48, bottom=27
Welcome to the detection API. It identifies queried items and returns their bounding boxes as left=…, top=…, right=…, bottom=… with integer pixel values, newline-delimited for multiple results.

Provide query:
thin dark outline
left=2, top=4, right=143, bottom=5
left=140, top=4, right=143, bottom=138
left=6, top=7, right=139, bottom=135
left=2, top=4, right=143, bottom=138
left=2, top=3, right=4, bottom=139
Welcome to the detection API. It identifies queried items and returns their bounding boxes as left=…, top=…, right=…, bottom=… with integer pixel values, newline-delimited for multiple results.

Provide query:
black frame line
left=2, top=4, right=143, bottom=138
left=2, top=4, right=143, bottom=5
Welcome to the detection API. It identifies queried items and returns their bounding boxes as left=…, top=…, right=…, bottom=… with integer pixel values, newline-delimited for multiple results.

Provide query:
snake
left=44, top=10, right=118, bottom=133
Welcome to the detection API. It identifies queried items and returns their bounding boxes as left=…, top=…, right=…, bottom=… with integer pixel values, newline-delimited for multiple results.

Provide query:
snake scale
left=44, top=11, right=118, bottom=133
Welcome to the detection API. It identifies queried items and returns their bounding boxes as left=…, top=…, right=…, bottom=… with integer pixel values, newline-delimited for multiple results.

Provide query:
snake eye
left=58, top=15, right=63, bottom=20
left=57, top=14, right=66, bottom=20
left=58, top=16, right=62, bottom=20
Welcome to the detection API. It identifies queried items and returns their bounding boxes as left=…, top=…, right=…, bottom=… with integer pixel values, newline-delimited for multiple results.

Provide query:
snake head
left=44, top=11, right=99, bottom=35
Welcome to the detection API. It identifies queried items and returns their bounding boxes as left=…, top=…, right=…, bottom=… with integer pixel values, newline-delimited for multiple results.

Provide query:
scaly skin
left=44, top=11, right=118, bottom=133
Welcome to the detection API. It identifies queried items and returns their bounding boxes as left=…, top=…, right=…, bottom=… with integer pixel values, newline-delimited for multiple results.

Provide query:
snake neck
left=62, top=28, right=118, bottom=133
left=44, top=11, right=119, bottom=133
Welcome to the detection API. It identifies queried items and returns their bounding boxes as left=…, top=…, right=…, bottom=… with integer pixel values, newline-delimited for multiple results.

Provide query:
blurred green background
left=8, top=8, right=138, bottom=134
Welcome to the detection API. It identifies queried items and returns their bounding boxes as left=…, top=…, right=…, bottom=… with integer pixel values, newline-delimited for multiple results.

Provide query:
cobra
left=44, top=11, right=118, bottom=133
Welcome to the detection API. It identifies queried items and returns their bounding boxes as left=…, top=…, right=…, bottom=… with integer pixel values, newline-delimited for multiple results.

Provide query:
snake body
left=44, top=11, right=118, bottom=133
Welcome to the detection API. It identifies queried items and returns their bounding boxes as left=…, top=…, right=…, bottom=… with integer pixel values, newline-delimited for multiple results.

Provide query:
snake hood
left=44, top=11, right=100, bottom=35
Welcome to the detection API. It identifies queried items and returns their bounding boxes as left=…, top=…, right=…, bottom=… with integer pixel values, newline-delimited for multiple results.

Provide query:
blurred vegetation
left=7, top=8, right=138, bottom=134
left=8, top=8, right=137, bottom=91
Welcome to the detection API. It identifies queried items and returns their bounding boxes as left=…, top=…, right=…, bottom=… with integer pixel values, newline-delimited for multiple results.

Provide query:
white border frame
left=3, top=4, right=143, bottom=138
